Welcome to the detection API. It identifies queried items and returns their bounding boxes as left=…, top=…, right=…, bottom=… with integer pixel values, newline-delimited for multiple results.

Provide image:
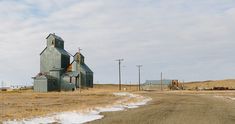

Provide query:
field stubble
left=0, top=84, right=139, bottom=121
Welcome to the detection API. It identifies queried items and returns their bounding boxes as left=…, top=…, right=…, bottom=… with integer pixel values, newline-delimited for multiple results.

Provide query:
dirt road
left=89, top=91, right=235, bottom=124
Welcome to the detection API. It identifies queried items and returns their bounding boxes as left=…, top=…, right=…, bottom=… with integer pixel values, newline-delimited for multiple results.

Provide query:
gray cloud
left=0, top=0, right=235, bottom=86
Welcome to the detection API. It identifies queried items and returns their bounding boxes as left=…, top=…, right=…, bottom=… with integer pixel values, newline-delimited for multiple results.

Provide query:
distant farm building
left=143, top=80, right=172, bottom=90
left=33, top=33, right=93, bottom=92
left=0, top=87, right=13, bottom=91
left=143, top=79, right=182, bottom=90
left=145, top=80, right=172, bottom=85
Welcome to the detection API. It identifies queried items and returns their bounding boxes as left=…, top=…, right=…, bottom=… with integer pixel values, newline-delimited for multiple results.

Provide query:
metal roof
left=73, top=52, right=84, bottom=57
left=34, top=74, right=57, bottom=79
left=81, top=64, right=93, bottom=73
left=40, top=47, right=47, bottom=55
left=71, top=60, right=93, bottom=73
left=64, top=71, right=79, bottom=77
left=144, top=80, right=173, bottom=85
left=55, top=48, right=70, bottom=57
left=46, top=33, right=63, bottom=41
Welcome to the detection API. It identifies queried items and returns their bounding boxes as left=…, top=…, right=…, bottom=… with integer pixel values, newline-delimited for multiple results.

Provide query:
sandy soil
left=89, top=90, right=235, bottom=124
left=0, top=84, right=139, bottom=122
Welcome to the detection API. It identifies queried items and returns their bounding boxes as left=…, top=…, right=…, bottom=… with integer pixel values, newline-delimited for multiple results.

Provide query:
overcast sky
left=0, top=0, right=235, bottom=86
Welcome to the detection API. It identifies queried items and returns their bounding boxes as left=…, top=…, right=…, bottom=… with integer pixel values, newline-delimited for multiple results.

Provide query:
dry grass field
left=0, top=84, right=139, bottom=122
left=183, top=79, right=235, bottom=90
left=1, top=83, right=235, bottom=124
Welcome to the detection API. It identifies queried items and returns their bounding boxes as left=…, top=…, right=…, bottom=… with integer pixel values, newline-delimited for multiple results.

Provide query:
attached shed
left=33, top=75, right=58, bottom=92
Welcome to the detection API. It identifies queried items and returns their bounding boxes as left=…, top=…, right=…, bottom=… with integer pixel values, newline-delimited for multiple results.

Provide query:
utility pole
left=129, top=81, right=131, bottom=91
left=161, top=72, right=163, bottom=91
left=182, top=80, right=184, bottom=90
left=1, top=81, right=4, bottom=119
left=136, top=65, right=143, bottom=91
left=78, top=47, right=82, bottom=93
left=116, top=59, right=124, bottom=90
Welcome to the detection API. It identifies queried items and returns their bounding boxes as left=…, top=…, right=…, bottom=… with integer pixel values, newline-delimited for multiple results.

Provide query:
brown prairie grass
left=0, top=84, right=139, bottom=121
left=183, top=79, right=235, bottom=89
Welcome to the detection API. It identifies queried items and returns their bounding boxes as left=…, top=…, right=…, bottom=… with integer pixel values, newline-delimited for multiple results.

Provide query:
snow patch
left=214, top=96, right=224, bottom=98
left=3, top=92, right=152, bottom=124
left=5, top=111, right=103, bottom=124
left=228, top=97, right=235, bottom=100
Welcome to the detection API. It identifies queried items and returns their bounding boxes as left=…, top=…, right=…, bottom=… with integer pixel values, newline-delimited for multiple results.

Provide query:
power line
left=136, top=65, right=143, bottom=91
left=116, top=59, right=124, bottom=91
